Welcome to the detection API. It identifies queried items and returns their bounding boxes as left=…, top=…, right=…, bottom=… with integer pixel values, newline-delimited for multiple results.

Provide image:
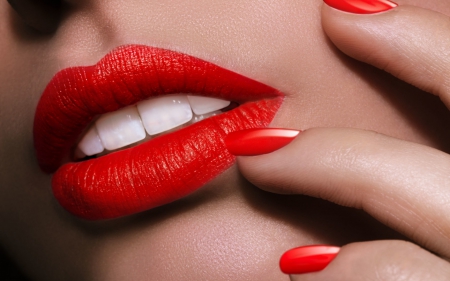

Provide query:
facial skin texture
left=1, top=0, right=450, bottom=280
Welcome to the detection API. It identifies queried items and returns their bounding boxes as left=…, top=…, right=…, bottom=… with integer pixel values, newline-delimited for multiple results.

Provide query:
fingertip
left=279, top=245, right=340, bottom=275
left=225, top=128, right=300, bottom=156
left=323, top=0, right=397, bottom=15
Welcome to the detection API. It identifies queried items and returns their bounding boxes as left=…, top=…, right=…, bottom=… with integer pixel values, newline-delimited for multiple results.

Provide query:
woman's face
left=1, top=0, right=450, bottom=280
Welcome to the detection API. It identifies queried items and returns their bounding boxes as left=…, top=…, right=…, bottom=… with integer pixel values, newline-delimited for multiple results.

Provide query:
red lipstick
left=34, top=45, right=283, bottom=220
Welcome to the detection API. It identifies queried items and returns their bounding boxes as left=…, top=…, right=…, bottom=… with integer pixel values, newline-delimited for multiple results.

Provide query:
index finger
left=233, top=127, right=450, bottom=258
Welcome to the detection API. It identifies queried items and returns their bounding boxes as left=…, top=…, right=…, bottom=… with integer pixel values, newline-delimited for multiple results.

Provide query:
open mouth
left=33, top=45, right=283, bottom=220
left=75, top=95, right=236, bottom=160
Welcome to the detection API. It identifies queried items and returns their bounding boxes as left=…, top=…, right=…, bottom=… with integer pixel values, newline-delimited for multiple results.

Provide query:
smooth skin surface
left=1, top=0, right=450, bottom=280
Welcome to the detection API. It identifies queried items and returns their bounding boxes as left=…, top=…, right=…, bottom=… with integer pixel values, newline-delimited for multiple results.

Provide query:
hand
left=226, top=0, right=450, bottom=279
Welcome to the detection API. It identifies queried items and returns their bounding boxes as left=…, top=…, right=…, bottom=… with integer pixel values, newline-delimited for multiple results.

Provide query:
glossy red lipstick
left=34, top=45, right=283, bottom=220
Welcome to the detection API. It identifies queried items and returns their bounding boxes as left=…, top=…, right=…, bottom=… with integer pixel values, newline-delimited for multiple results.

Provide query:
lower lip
left=52, top=97, right=282, bottom=220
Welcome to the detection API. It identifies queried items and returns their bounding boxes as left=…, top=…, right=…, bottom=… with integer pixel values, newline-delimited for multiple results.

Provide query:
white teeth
left=190, top=111, right=221, bottom=124
left=77, top=126, right=105, bottom=156
left=187, top=95, right=230, bottom=115
left=95, top=105, right=146, bottom=151
left=137, top=95, right=193, bottom=135
left=76, top=95, right=233, bottom=157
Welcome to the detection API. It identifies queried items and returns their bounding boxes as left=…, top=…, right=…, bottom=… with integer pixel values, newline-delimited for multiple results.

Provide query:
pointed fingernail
left=324, top=0, right=398, bottom=14
left=225, top=128, right=300, bottom=156
left=280, top=245, right=340, bottom=274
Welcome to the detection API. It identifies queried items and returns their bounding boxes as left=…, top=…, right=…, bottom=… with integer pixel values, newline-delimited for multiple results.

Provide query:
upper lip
left=34, top=45, right=280, bottom=173
left=34, top=45, right=282, bottom=220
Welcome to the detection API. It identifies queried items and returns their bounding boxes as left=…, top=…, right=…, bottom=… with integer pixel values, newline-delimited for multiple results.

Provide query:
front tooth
left=187, top=95, right=230, bottom=115
left=137, top=95, right=193, bottom=135
left=95, top=106, right=146, bottom=151
left=77, top=126, right=105, bottom=156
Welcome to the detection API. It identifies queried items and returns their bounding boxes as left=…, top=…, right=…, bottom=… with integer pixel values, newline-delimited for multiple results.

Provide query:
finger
left=231, top=128, right=450, bottom=257
left=321, top=1, right=450, bottom=107
left=285, top=241, right=450, bottom=281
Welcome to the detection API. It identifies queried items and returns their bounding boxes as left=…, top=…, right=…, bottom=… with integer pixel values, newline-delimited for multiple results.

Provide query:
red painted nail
left=324, top=0, right=397, bottom=14
left=225, top=128, right=300, bottom=156
left=280, top=245, right=340, bottom=274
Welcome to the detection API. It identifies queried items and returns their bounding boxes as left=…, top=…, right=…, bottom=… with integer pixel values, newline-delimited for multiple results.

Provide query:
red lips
left=34, top=45, right=283, bottom=220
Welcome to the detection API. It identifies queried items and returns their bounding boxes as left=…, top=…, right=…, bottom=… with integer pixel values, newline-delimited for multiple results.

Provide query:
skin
left=1, top=0, right=450, bottom=280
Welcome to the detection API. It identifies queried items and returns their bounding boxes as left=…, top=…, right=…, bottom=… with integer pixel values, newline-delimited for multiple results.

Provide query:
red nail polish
left=324, top=0, right=397, bottom=14
left=225, top=128, right=300, bottom=156
left=280, top=245, right=340, bottom=274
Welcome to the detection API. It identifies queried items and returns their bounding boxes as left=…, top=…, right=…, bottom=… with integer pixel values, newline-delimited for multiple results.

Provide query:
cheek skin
left=1, top=0, right=450, bottom=280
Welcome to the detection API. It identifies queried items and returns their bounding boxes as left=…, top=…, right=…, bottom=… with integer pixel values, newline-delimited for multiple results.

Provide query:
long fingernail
left=225, top=128, right=300, bottom=156
left=324, top=0, right=398, bottom=14
left=280, top=245, right=340, bottom=274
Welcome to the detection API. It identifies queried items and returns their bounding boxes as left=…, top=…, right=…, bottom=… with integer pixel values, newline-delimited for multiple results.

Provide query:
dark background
left=0, top=248, right=29, bottom=281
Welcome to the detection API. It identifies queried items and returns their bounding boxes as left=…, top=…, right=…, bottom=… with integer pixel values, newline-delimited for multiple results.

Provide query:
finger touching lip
left=33, top=45, right=283, bottom=220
